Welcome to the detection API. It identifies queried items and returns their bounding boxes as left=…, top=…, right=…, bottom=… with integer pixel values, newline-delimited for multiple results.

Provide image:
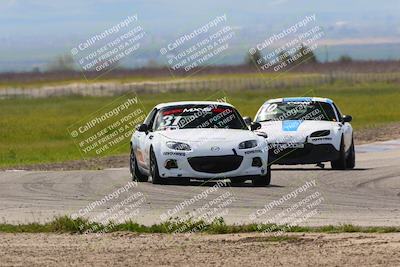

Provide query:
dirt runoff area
left=0, top=233, right=399, bottom=266
left=355, top=122, right=400, bottom=144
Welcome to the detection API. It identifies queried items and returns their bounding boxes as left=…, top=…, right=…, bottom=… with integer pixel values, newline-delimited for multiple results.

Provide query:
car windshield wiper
left=257, top=119, right=275, bottom=122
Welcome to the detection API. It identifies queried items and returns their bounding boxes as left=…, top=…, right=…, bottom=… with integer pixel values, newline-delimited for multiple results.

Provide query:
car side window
left=148, top=109, right=159, bottom=132
left=332, top=103, right=343, bottom=121
left=144, top=108, right=157, bottom=128
left=152, top=110, right=166, bottom=131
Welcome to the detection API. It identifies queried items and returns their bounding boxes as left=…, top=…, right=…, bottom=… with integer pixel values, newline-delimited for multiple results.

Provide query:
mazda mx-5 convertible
left=251, top=97, right=355, bottom=170
left=130, top=101, right=271, bottom=185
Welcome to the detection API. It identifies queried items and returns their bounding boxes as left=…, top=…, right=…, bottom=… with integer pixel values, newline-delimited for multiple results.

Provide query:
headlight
left=166, top=141, right=191, bottom=151
left=238, top=140, right=258, bottom=149
left=310, top=130, right=330, bottom=138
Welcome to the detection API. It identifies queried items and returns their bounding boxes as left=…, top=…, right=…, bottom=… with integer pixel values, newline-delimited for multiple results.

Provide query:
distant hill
left=0, top=0, right=399, bottom=72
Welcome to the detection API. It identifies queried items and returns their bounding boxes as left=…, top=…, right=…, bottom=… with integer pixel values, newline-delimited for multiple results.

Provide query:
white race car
left=130, top=101, right=271, bottom=185
left=251, top=97, right=355, bottom=169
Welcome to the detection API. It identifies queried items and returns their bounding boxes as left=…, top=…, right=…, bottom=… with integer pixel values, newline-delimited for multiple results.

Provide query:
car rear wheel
left=130, top=149, right=148, bottom=182
left=331, top=136, right=346, bottom=170
left=252, top=166, right=271, bottom=187
left=150, top=148, right=166, bottom=185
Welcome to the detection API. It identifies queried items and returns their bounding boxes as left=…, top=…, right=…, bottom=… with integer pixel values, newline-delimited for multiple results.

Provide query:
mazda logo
left=211, top=146, right=220, bottom=152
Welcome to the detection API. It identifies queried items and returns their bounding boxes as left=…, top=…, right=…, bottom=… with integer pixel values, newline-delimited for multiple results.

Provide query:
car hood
left=257, top=120, right=341, bottom=143
left=157, top=128, right=258, bottom=143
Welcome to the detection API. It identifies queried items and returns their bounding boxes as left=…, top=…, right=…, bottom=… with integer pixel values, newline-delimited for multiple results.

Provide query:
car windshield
left=256, top=101, right=337, bottom=122
left=153, top=104, right=247, bottom=130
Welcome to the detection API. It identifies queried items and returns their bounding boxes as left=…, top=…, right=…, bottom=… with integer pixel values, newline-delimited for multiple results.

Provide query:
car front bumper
left=157, top=149, right=268, bottom=179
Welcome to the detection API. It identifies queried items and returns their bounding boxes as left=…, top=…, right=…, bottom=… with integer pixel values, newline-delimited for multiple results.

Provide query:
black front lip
left=268, top=143, right=340, bottom=164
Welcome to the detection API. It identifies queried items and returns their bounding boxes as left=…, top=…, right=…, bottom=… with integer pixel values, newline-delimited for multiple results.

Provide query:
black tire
left=150, top=148, right=166, bottom=185
left=346, top=138, right=356, bottom=169
left=331, top=136, right=346, bottom=170
left=230, top=178, right=248, bottom=184
left=252, top=166, right=271, bottom=187
left=130, top=148, right=148, bottom=182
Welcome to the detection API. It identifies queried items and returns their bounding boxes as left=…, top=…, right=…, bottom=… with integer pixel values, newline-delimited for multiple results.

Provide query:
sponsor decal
left=270, top=143, right=304, bottom=149
left=183, top=107, right=212, bottom=113
left=311, top=137, right=332, bottom=141
left=163, top=152, right=186, bottom=156
left=245, top=149, right=263, bottom=154
left=282, top=120, right=302, bottom=131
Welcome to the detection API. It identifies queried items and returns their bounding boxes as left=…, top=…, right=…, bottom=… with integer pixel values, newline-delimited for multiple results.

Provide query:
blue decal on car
left=282, top=120, right=302, bottom=131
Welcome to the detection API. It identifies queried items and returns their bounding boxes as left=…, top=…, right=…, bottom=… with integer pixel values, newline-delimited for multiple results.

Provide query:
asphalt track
left=1, top=140, right=399, bottom=226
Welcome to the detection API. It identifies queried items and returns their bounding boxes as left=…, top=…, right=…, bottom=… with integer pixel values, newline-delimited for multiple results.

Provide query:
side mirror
left=342, top=115, right=352, bottom=123
left=256, top=132, right=268, bottom=138
left=137, top=123, right=148, bottom=132
left=250, top=122, right=261, bottom=131
left=243, top=116, right=252, bottom=126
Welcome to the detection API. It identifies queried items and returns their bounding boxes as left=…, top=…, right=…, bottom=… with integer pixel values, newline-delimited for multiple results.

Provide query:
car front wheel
left=252, top=166, right=271, bottom=187
left=331, top=136, right=346, bottom=170
left=150, top=148, right=166, bottom=185
left=346, top=138, right=356, bottom=169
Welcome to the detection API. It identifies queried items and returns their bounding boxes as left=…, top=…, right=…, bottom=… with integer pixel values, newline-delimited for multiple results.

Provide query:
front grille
left=268, top=143, right=339, bottom=164
left=188, top=155, right=243, bottom=173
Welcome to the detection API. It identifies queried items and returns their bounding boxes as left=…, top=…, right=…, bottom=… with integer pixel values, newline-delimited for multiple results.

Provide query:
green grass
left=1, top=81, right=399, bottom=167
left=0, top=216, right=398, bottom=234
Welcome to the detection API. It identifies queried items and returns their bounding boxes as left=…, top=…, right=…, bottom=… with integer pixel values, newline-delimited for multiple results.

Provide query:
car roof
left=263, top=97, right=333, bottom=105
left=154, top=101, right=235, bottom=109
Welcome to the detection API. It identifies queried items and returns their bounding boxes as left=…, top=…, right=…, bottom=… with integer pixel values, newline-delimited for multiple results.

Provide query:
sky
left=0, top=0, right=399, bottom=71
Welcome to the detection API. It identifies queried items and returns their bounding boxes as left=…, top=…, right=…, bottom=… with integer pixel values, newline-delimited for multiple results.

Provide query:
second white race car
left=251, top=97, right=355, bottom=169
left=130, top=101, right=271, bottom=185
